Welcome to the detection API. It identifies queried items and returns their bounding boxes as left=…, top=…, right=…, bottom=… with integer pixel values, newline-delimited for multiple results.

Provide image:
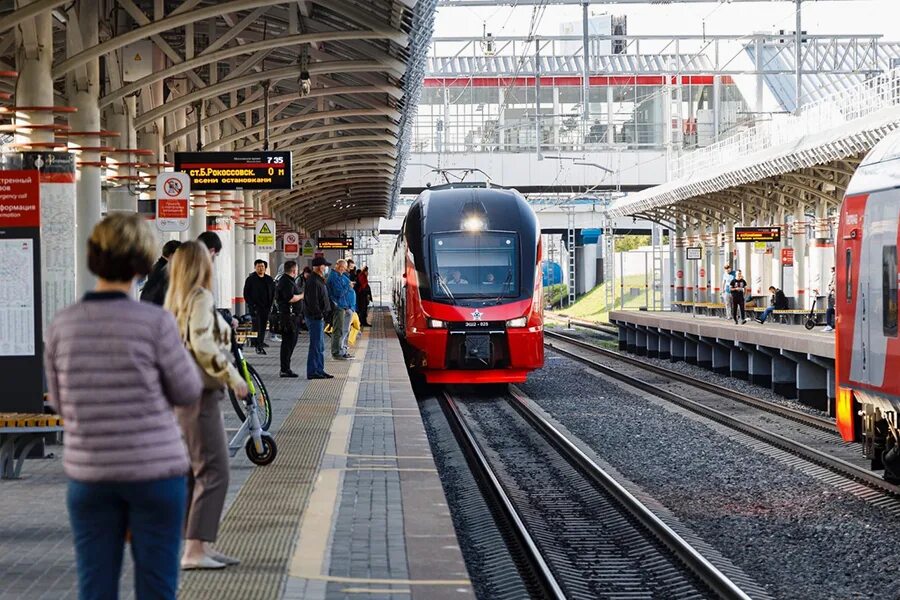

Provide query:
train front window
left=431, top=232, right=519, bottom=299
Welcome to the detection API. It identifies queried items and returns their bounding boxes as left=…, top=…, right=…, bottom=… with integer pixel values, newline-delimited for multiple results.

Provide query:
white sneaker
left=822, top=326, right=834, bottom=332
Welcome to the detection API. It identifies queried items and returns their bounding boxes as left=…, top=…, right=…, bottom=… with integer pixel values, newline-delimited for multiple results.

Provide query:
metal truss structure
left=0, top=0, right=437, bottom=233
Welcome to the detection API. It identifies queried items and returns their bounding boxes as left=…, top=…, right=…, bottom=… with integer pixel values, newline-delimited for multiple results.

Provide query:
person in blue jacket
left=326, top=259, right=355, bottom=359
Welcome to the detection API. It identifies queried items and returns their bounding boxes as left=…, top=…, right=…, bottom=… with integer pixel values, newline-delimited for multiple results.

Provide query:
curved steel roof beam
left=54, top=0, right=292, bottom=78
left=206, top=108, right=400, bottom=149
left=266, top=173, right=394, bottom=209
left=284, top=133, right=397, bottom=154
left=135, top=61, right=388, bottom=129
left=292, top=144, right=398, bottom=165
left=163, top=89, right=401, bottom=144
left=0, top=0, right=68, bottom=35
left=233, top=122, right=400, bottom=152
left=99, top=30, right=406, bottom=108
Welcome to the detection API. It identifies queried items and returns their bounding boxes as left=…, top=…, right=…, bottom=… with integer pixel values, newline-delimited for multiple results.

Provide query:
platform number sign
left=155, top=172, right=190, bottom=232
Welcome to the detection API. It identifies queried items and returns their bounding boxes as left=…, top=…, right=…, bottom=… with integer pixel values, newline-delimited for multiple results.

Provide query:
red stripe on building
left=422, top=75, right=733, bottom=88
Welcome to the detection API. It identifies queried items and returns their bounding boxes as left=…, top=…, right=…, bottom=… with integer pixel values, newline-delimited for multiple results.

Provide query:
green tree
left=614, top=235, right=651, bottom=252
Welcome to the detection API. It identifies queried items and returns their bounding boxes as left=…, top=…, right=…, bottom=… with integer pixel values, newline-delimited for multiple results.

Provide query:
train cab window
left=883, top=245, right=898, bottom=337
left=431, top=232, right=519, bottom=299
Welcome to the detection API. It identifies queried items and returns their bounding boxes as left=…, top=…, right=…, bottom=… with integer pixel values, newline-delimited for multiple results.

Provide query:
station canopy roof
left=0, top=0, right=437, bottom=233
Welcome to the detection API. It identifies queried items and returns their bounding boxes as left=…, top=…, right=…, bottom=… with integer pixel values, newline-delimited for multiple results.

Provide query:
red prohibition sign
left=164, top=177, right=183, bottom=197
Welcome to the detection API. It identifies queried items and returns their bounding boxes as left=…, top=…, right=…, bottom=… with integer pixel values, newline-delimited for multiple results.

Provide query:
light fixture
left=427, top=318, right=447, bottom=329
left=506, top=317, right=527, bottom=328
left=462, top=216, right=484, bottom=231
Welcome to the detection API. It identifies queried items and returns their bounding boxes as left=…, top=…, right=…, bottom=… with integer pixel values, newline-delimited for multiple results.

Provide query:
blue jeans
left=67, top=476, right=187, bottom=600
left=307, top=317, right=325, bottom=377
left=759, top=306, right=776, bottom=323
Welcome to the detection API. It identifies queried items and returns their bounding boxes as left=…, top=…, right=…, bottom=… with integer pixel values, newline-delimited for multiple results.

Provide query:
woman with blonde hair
left=45, top=213, right=202, bottom=598
left=165, top=241, right=248, bottom=570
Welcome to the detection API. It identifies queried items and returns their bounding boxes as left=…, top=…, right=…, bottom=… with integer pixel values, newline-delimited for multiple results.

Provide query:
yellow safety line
left=299, top=574, right=470, bottom=586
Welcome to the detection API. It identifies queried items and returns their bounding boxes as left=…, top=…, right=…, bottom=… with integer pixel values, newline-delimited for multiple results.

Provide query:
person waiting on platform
left=721, top=264, right=735, bottom=320
left=243, top=260, right=275, bottom=355
left=45, top=214, right=203, bottom=598
left=275, top=261, right=304, bottom=377
left=327, top=259, right=355, bottom=360
left=356, top=265, right=373, bottom=327
left=730, top=270, right=748, bottom=324
left=824, top=266, right=836, bottom=332
left=140, top=239, right=181, bottom=305
left=166, top=241, right=248, bottom=570
left=755, top=285, right=789, bottom=324
left=447, top=269, right=468, bottom=285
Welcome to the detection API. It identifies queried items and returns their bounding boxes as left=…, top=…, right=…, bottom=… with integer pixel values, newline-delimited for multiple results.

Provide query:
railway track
left=544, top=330, right=900, bottom=506
left=439, top=388, right=757, bottom=600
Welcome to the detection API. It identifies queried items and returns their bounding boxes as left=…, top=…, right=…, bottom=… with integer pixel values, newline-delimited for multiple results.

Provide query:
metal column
left=567, top=208, right=576, bottom=306
left=650, top=223, right=664, bottom=311
left=603, top=218, right=615, bottom=311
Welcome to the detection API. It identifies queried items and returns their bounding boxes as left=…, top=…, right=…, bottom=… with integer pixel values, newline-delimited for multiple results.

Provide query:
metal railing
left=672, top=68, right=900, bottom=180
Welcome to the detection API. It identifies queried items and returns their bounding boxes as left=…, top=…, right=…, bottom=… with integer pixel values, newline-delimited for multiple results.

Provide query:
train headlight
left=427, top=318, right=447, bottom=329
left=462, top=216, right=484, bottom=231
left=506, top=317, right=527, bottom=328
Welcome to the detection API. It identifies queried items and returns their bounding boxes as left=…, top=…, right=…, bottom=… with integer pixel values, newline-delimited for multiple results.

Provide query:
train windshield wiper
left=436, top=274, right=457, bottom=305
left=493, top=268, right=513, bottom=305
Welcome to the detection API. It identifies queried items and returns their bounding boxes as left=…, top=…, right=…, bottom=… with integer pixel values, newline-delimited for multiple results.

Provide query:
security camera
left=299, top=70, right=311, bottom=97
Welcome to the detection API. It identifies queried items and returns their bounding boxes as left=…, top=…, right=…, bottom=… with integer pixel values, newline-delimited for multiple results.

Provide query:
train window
left=883, top=245, right=898, bottom=337
left=431, top=232, right=519, bottom=299
left=845, top=248, right=852, bottom=302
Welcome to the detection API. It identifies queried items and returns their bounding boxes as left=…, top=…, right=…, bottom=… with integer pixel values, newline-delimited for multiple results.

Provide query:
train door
left=850, top=190, right=899, bottom=387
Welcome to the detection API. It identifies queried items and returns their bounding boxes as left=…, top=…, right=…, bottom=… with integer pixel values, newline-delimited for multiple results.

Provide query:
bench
left=0, top=413, right=64, bottom=479
left=746, top=307, right=826, bottom=325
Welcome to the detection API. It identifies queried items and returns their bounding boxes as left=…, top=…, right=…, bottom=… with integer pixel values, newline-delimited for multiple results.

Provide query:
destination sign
left=174, top=151, right=292, bottom=190
left=734, top=226, right=781, bottom=243
left=317, top=236, right=354, bottom=250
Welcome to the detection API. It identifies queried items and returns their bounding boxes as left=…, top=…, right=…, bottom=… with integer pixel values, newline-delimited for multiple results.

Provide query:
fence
left=672, top=68, right=900, bottom=180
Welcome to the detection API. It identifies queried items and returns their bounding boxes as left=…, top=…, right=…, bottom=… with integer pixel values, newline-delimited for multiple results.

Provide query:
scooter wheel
left=246, top=436, right=277, bottom=466
left=804, top=319, right=816, bottom=331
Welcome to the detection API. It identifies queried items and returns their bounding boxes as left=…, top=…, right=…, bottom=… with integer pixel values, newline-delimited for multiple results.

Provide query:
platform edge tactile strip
left=178, top=374, right=347, bottom=599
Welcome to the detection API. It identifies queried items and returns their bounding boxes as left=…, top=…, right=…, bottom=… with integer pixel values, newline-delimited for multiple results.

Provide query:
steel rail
left=544, top=335, right=900, bottom=498
left=439, top=392, right=566, bottom=600
left=545, top=329, right=836, bottom=432
left=505, top=386, right=753, bottom=600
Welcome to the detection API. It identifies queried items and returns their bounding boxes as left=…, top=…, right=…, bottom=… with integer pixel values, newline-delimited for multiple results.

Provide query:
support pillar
left=674, top=222, right=686, bottom=302
left=710, top=223, right=721, bottom=304
left=711, top=340, right=730, bottom=374
left=64, top=0, right=100, bottom=295
left=104, top=97, right=138, bottom=213
left=244, top=191, right=256, bottom=272
left=792, top=205, right=807, bottom=308
left=730, top=346, right=749, bottom=380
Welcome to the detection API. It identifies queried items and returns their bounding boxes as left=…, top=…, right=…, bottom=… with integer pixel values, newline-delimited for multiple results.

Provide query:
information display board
left=781, top=247, right=795, bottom=266
left=317, top=236, right=354, bottom=250
left=175, top=151, right=292, bottom=190
left=156, top=172, right=190, bottom=232
left=685, top=247, right=702, bottom=260
left=0, top=163, right=43, bottom=413
left=734, top=226, right=781, bottom=243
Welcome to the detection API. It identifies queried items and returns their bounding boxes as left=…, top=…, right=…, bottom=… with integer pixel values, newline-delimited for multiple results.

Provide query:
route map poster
left=0, top=238, right=35, bottom=357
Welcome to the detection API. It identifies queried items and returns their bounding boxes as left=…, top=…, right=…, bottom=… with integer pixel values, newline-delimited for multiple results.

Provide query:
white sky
left=433, top=1, right=900, bottom=41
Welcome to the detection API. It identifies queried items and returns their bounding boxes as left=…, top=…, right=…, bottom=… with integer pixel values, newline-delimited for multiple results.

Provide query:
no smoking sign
left=156, top=172, right=190, bottom=232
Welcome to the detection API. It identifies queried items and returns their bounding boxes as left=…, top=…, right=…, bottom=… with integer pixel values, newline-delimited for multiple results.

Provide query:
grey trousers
left=176, top=387, right=229, bottom=542
left=331, top=308, right=351, bottom=357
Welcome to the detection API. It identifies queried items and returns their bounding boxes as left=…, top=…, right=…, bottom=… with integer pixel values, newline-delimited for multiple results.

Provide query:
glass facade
left=413, top=76, right=751, bottom=154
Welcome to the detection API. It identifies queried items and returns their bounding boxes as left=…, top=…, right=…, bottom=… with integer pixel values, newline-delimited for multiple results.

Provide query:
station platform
left=0, top=309, right=473, bottom=600
left=609, top=310, right=836, bottom=413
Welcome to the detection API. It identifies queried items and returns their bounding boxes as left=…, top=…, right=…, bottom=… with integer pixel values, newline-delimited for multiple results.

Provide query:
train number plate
left=450, top=320, right=504, bottom=331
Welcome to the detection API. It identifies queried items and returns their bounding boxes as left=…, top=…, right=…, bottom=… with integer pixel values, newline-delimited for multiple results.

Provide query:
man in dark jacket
left=139, top=240, right=181, bottom=305
left=243, top=259, right=276, bottom=354
left=756, top=286, right=789, bottom=324
left=276, top=261, right=304, bottom=377
left=303, top=256, right=333, bottom=380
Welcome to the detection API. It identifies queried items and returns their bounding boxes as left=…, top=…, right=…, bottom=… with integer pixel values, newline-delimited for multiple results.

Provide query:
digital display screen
left=317, top=237, right=354, bottom=250
left=174, top=151, right=292, bottom=190
left=734, top=226, right=781, bottom=243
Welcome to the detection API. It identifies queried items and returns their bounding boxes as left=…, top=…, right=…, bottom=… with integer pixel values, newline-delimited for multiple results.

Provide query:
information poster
left=156, top=172, right=191, bottom=232
left=0, top=238, right=35, bottom=356
left=284, top=232, right=299, bottom=258
left=26, top=152, right=76, bottom=330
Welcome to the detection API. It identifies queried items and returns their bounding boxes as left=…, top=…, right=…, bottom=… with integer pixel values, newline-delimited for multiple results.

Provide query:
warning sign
left=781, top=247, right=795, bottom=266
left=255, top=219, right=275, bottom=252
left=284, top=232, right=299, bottom=259
left=155, top=172, right=190, bottom=232
left=301, top=239, right=315, bottom=257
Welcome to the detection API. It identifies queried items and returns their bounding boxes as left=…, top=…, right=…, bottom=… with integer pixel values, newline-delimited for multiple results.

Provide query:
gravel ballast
left=520, top=351, right=900, bottom=600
